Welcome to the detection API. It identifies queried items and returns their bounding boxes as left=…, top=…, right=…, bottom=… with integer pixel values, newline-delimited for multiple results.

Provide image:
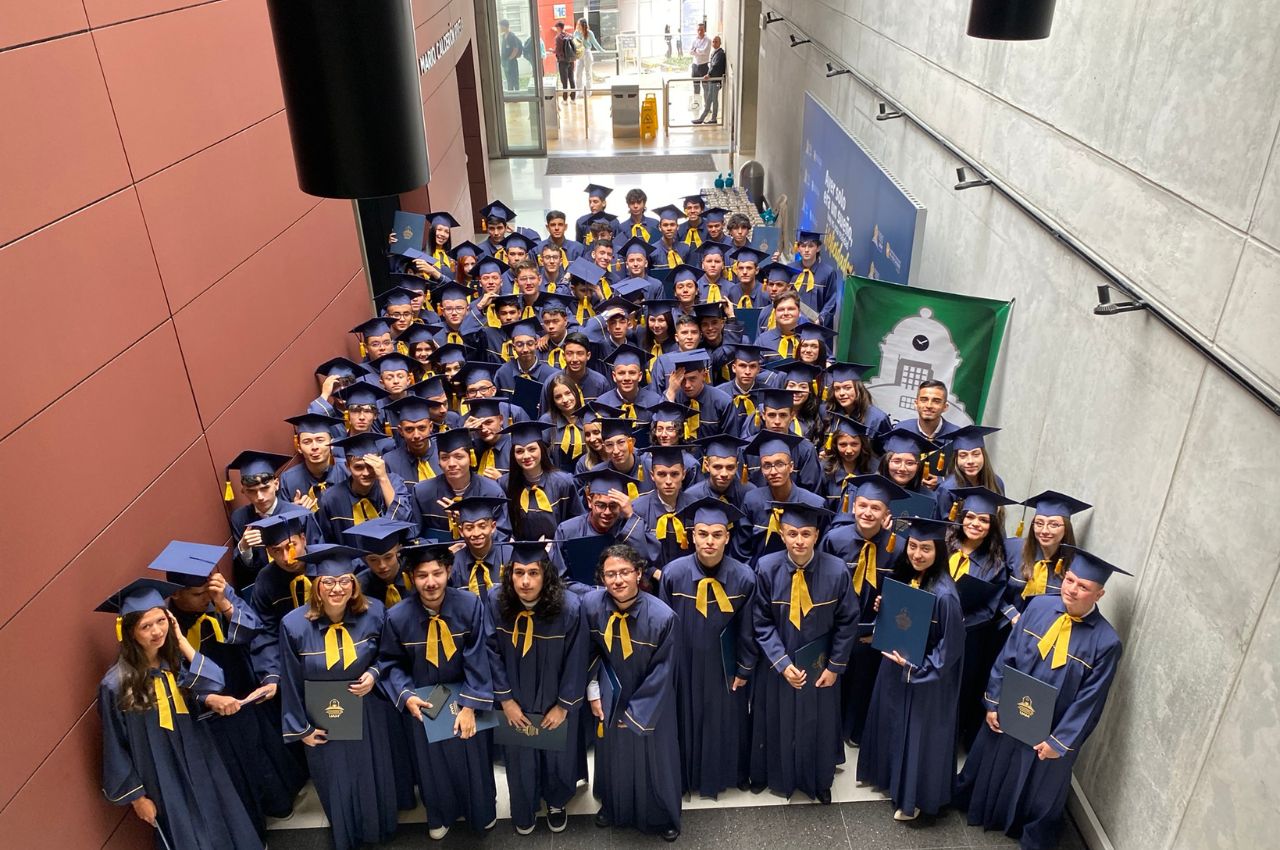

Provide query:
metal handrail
left=662, top=70, right=732, bottom=136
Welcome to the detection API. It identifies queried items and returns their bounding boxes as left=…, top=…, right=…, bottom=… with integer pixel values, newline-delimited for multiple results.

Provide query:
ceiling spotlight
left=954, top=166, right=992, bottom=190
left=788, top=34, right=811, bottom=47
left=825, top=63, right=850, bottom=78
left=876, top=102, right=903, bottom=121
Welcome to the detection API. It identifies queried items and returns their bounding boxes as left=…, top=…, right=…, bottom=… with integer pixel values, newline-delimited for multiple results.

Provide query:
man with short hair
left=280, top=413, right=348, bottom=513
left=619, top=188, right=659, bottom=242
left=900, top=379, right=960, bottom=491
left=553, top=22, right=576, bottom=102
left=226, top=450, right=323, bottom=589
left=413, top=428, right=509, bottom=540
left=689, top=22, right=711, bottom=101
left=739, top=430, right=827, bottom=562
left=597, top=344, right=663, bottom=423
left=537, top=210, right=586, bottom=268
left=648, top=205, right=691, bottom=274
left=692, top=35, right=726, bottom=124
left=315, top=432, right=415, bottom=543
left=448, top=496, right=511, bottom=595
left=548, top=469, right=659, bottom=592
left=499, top=18, right=522, bottom=90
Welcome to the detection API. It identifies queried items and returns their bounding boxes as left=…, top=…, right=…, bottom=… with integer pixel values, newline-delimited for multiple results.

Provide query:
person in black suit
left=693, top=36, right=727, bottom=125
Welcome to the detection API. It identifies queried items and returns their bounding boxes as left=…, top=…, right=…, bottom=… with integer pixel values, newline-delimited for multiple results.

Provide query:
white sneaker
left=484, top=817, right=498, bottom=830
left=428, top=825, right=450, bottom=840
left=893, top=807, right=920, bottom=821
left=516, top=823, right=536, bottom=835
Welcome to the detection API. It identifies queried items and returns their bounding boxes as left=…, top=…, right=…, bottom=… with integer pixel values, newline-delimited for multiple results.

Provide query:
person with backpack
left=553, top=21, right=576, bottom=102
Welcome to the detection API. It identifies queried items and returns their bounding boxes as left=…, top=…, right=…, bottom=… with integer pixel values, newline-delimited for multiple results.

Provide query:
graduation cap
left=728, top=245, right=768, bottom=266
left=434, top=427, right=476, bottom=456
left=653, top=204, right=683, bottom=221
left=603, top=343, right=648, bottom=369
left=432, top=280, right=473, bottom=304
left=669, top=263, right=702, bottom=284
left=746, top=428, right=803, bottom=458
left=597, top=417, right=640, bottom=442
left=754, top=386, right=797, bottom=411
left=670, top=348, right=711, bottom=371
left=584, top=212, right=619, bottom=227
left=595, top=296, right=640, bottom=318
left=336, top=381, right=389, bottom=407
left=389, top=272, right=428, bottom=293
left=779, top=361, right=823, bottom=386
left=576, top=401, right=623, bottom=424
left=947, top=425, right=1001, bottom=452
left=459, top=361, right=499, bottom=388
left=504, top=320, right=541, bottom=341
left=490, top=293, right=522, bottom=313
left=147, top=541, right=229, bottom=587
left=1022, top=490, right=1091, bottom=519
left=452, top=495, right=507, bottom=524
left=380, top=286, right=418, bottom=307
left=95, top=578, right=182, bottom=621
left=680, top=497, right=746, bottom=528
left=759, top=261, right=799, bottom=282
left=649, top=401, right=693, bottom=423
left=507, top=540, right=553, bottom=565
left=702, top=207, right=728, bottom=224
left=643, top=298, right=680, bottom=317
left=693, top=241, right=726, bottom=261
left=828, top=412, right=871, bottom=439
left=948, top=486, right=1018, bottom=518
left=224, top=450, right=290, bottom=500
left=298, top=544, right=366, bottom=578
left=502, top=232, right=537, bottom=253
left=898, top=516, right=959, bottom=544
left=473, top=255, right=510, bottom=278
left=285, top=412, right=343, bottom=435
left=695, top=433, right=748, bottom=459
left=692, top=302, right=728, bottom=320
left=430, top=342, right=468, bottom=366
left=368, top=352, right=417, bottom=375
left=638, top=444, right=689, bottom=467
left=450, top=240, right=484, bottom=261
left=770, top=500, right=833, bottom=528
left=848, top=473, right=909, bottom=505
left=575, top=466, right=640, bottom=494
left=249, top=512, right=307, bottom=547
left=385, top=395, right=434, bottom=423
left=398, top=324, right=437, bottom=350
left=480, top=200, right=517, bottom=223
left=425, top=211, right=461, bottom=230
left=612, top=278, right=650, bottom=301
left=465, top=397, right=505, bottom=421
left=795, top=228, right=824, bottom=245
left=408, top=375, right=449, bottom=402
left=342, top=517, right=417, bottom=554
left=797, top=323, right=837, bottom=344
left=402, top=542, right=457, bottom=570
left=876, top=427, right=939, bottom=457
left=500, top=420, right=551, bottom=446
left=1057, top=544, right=1132, bottom=586
left=828, top=361, right=875, bottom=383
left=350, top=317, right=395, bottom=338
left=584, top=183, right=613, bottom=199
left=314, top=356, right=364, bottom=379
left=535, top=291, right=576, bottom=315
left=567, top=257, right=608, bottom=285
left=732, top=343, right=773, bottom=363
left=333, top=431, right=387, bottom=458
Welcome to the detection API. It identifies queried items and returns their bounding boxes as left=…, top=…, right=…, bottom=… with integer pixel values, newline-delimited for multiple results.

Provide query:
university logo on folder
left=415, top=682, right=498, bottom=743
left=750, top=226, right=781, bottom=255
left=304, top=680, right=364, bottom=740
left=890, top=492, right=937, bottom=521
left=871, top=578, right=934, bottom=664
left=390, top=211, right=427, bottom=255
left=494, top=713, right=570, bottom=751
left=998, top=665, right=1059, bottom=747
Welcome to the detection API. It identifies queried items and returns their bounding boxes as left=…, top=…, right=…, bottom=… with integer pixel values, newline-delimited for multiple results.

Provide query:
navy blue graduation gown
left=501, top=468, right=581, bottom=540
left=749, top=551, right=859, bottom=799
left=739, top=427, right=824, bottom=492
left=674, top=384, right=737, bottom=440
left=230, top=500, right=323, bottom=589
left=583, top=589, right=682, bottom=833
left=382, top=444, right=441, bottom=486
left=596, top=386, right=665, bottom=424
left=740, top=484, right=826, bottom=562
left=955, top=595, right=1122, bottom=850
left=279, top=460, right=349, bottom=511
left=279, top=602, right=400, bottom=850
left=450, top=541, right=512, bottom=596
left=412, top=474, right=509, bottom=539
left=658, top=554, right=757, bottom=797
left=950, top=546, right=1011, bottom=748
left=172, top=591, right=304, bottom=833
left=1001, top=538, right=1067, bottom=623
left=857, top=574, right=964, bottom=815
left=99, top=653, right=263, bottom=850
left=485, top=588, right=590, bottom=828
left=247, top=561, right=313, bottom=685
left=682, top=477, right=758, bottom=563
left=378, top=589, right=498, bottom=831
left=549, top=514, right=660, bottom=594
left=315, top=475, right=416, bottom=543
left=821, top=520, right=902, bottom=743
left=631, top=490, right=695, bottom=565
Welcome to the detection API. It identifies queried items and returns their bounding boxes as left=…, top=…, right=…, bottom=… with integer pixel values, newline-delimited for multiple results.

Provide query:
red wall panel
left=0, top=35, right=131, bottom=245
left=0, top=0, right=87, bottom=50
left=137, top=112, right=319, bottom=311
left=84, top=0, right=208, bottom=28
left=0, top=323, right=204, bottom=627
left=172, top=201, right=361, bottom=426
left=91, top=0, right=284, bottom=178
left=0, top=190, right=171, bottom=438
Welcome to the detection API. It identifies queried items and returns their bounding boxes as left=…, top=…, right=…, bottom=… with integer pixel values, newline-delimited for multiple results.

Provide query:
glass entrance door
left=491, top=0, right=547, bottom=155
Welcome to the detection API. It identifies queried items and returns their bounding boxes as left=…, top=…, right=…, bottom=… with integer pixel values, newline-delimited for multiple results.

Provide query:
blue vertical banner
left=798, top=94, right=926, bottom=285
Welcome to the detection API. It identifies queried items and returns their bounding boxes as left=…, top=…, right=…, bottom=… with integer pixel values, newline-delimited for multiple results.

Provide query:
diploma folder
left=890, top=493, right=937, bottom=520
left=955, top=574, right=1002, bottom=614
left=561, top=534, right=615, bottom=586
left=389, top=211, right=426, bottom=255
left=719, top=622, right=738, bottom=693
left=998, top=665, right=1060, bottom=747
left=304, top=680, right=364, bottom=741
left=415, top=683, right=498, bottom=743
left=750, top=226, right=782, bottom=255
left=871, top=578, right=935, bottom=665
left=793, top=636, right=831, bottom=688
left=735, top=308, right=762, bottom=343
left=596, top=659, right=624, bottom=727
left=512, top=376, right=544, bottom=419
left=494, top=712, right=570, bottom=752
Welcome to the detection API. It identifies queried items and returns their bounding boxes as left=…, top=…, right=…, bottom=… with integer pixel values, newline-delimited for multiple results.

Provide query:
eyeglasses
left=318, top=576, right=355, bottom=588
left=761, top=461, right=792, bottom=472
left=602, top=569, right=636, bottom=581
left=1032, top=519, right=1066, bottom=531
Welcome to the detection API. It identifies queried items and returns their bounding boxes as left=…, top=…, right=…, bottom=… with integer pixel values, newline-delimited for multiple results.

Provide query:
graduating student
left=308, top=356, right=369, bottom=419
left=536, top=209, right=586, bottom=268
left=413, top=427, right=508, bottom=539
left=549, top=468, right=660, bottom=591
left=618, top=187, right=660, bottom=242
left=899, top=379, right=962, bottom=447
left=448, top=496, right=512, bottom=595
left=485, top=541, right=589, bottom=834
left=464, top=396, right=515, bottom=478
left=379, top=543, right=499, bottom=840
left=955, top=546, right=1128, bottom=850
left=501, top=421, right=581, bottom=540
left=479, top=199, right=519, bottom=258
left=97, top=579, right=264, bottom=850
left=351, top=316, right=397, bottom=363
left=649, top=204, right=691, bottom=271
left=693, top=241, right=730, bottom=303
left=280, top=413, right=349, bottom=512
left=642, top=402, right=701, bottom=483
left=676, top=194, right=707, bottom=247
left=584, top=544, right=682, bottom=841
left=315, top=432, right=416, bottom=543
left=876, top=427, right=940, bottom=500
left=776, top=360, right=827, bottom=444
left=740, top=429, right=827, bottom=562
left=613, top=235, right=663, bottom=292
left=858, top=517, right=965, bottom=822
left=225, top=450, right=322, bottom=589
left=945, top=486, right=1017, bottom=748
left=792, top=229, right=840, bottom=317
left=821, top=413, right=877, bottom=513
left=1002, top=491, right=1091, bottom=622
left=380, top=395, right=443, bottom=485
left=333, top=381, right=390, bottom=439
left=935, top=425, right=1005, bottom=521
left=723, top=246, right=767, bottom=308
left=496, top=319, right=558, bottom=391
left=631, top=445, right=696, bottom=567
left=153, top=542, right=304, bottom=835
left=591, top=417, right=654, bottom=495
left=664, top=348, right=737, bottom=442
left=545, top=330, right=611, bottom=406
left=658, top=499, right=757, bottom=798
left=819, top=473, right=909, bottom=745
left=755, top=292, right=804, bottom=358
left=720, top=343, right=779, bottom=433
left=749, top=501, right=858, bottom=803
left=542, top=375, right=590, bottom=471
left=576, top=184, right=615, bottom=243
left=277, top=545, right=400, bottom=850
left=246, top=513, right=314, bottom=694
left=742, top=387, right=824, bottom=494
left=826, top=361, right=892, bottom=442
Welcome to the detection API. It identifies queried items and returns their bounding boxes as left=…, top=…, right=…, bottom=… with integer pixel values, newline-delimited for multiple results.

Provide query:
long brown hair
left=116, top=609, right=186, bottom=713
left=304, top=574, right=370, bottom=621
left=946, top=445, right=1002, bottom=491
left=1019, top=518, right=1076, bottom=580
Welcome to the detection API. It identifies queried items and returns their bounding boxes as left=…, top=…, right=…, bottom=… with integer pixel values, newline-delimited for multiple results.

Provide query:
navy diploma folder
left=871, top=578, right=935, bottom=665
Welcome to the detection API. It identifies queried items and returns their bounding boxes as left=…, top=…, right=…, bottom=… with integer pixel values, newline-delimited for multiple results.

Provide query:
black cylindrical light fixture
left=967, top=0, right=1057, bottom=41
left=265, top=0, right=430, bottom=198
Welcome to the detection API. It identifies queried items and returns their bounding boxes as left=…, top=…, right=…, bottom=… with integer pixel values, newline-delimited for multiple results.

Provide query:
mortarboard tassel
left=359, top=341, right=367, bottom=358
left=115, top=617, right=123, bottom=642
left=948, top=500, right=959, bottom=521
left=384, top=422, right=393, bottom=436
left=886, top=531, right=897, bottom=552
left=223, top=480, right=235, bottom=502
left=1015, top=507, right=1027, bottom=537
left=936, top=451, right=945, bottom=473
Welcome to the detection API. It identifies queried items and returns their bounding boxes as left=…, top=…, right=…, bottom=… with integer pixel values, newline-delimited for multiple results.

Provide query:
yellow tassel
left=936, top=451, right=945, bottom=473
left=948, top=501, right=959, bottom=521
left=115, top=617, right=123, bottom=642
left=384, top=422, right=393, bottom=436
left=1016, top=519, right=1025, bottom=537
left=359, top=341, right=367, bottom=358
left=597, top=721, right=605, bottom=738
left=223, top=480, right=234, bottom=502
left=886, top=531, right=897, bottom=553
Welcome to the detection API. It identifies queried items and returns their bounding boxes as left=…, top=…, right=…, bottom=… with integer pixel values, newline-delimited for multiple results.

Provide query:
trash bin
left=611, top=83, right=640, bottom=139
left=542, top=91, right=559, bottom=141
left=740, top=161, right=765, bottom=207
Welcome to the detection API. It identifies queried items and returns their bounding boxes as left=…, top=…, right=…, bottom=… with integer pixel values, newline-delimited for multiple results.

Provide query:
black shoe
left=661, top=828, right=680, bottom=842
left=816, top=788, right=832, bottom=805
left=546, top=807, right=568, bottom=833
left=594, top=809, right=610, bottom=828
left=736, top=780, right=750, bottom=792
left=749, top=780, right=767, bottom=794
left=692, top=117, right=704, bottom=124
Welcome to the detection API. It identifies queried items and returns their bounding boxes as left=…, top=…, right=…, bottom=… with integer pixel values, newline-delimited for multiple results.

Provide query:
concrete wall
left=0, top=1, right=483, bottom=845
left=752, top=2, right=1280, bottom=848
